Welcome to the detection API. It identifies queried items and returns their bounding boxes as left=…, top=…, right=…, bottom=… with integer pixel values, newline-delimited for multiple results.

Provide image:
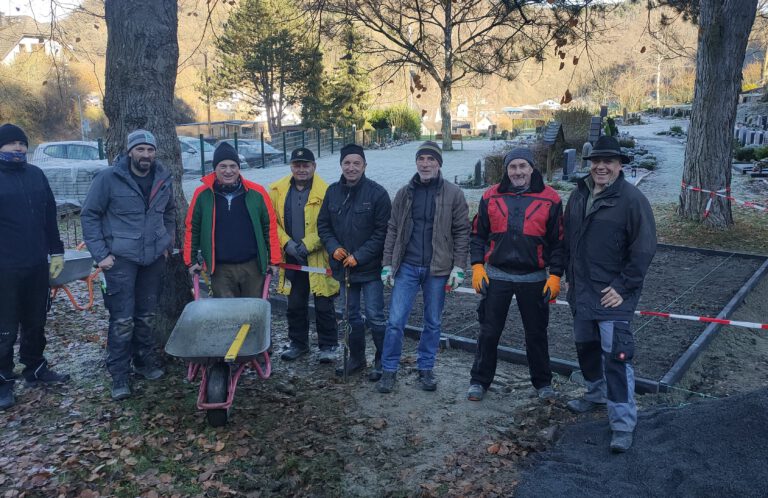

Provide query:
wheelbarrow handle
left=193, top=273, right=200, bottom=301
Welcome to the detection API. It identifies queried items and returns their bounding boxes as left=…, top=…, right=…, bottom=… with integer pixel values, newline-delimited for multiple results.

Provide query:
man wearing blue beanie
left=467, top=146, right=565, bottom=403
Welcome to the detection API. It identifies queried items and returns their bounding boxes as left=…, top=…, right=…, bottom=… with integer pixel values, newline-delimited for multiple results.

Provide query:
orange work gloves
left=542, top=275, right=561, bottom=302
left=332, top=247, right=349, bottom=262
left=471, top=264, right=489, bottom=295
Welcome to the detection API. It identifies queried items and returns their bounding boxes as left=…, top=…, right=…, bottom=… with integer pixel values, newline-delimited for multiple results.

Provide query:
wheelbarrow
left=49, top=246, right=101, bottom=311
left=164, top=273, right=272, bottom=427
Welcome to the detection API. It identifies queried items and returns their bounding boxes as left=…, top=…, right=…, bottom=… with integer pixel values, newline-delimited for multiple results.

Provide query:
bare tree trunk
left=441, top=2, right=453, bottom=151
left=104, top=0, right=190, bottom=341
left=679, top=0, right=757, bottom=228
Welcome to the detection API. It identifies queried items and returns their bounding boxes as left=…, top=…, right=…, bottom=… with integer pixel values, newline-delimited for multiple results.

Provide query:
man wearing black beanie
left=318, top=143, right=391, bottom=379
left=0, top=123, right=69, bottom=411
left=185, top=141, right=281, bottom=299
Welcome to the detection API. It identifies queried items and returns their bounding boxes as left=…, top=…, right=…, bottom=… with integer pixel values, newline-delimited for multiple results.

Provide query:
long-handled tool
left=341, top=267, right=351, bottom=383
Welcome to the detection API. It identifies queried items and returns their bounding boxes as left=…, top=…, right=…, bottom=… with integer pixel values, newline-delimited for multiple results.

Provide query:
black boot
left=368, top=326, right=385, bottom=382
left=336, top=326, right=367, bottom=377
left=23, top=360, right=71, bottom=386
left=0, top=380, right=15, bottom=411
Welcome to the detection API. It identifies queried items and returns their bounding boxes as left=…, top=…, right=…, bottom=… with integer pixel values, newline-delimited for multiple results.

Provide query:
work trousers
left=573, top=318, right=637, bottom=432
left=0, top=263, right=49, bottom=383
left=211, top=258, right=265, bottom=298
left=286, top=270, right=337, bottom=350
left=470, top=279, right=552, bottom=390
left=102, top=255, right=165, bottom=381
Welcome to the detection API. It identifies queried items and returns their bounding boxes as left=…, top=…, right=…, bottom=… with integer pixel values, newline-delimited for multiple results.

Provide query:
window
left=68, top=145, right=99, bottom=160
left=43, top=145, right=67, bottom=159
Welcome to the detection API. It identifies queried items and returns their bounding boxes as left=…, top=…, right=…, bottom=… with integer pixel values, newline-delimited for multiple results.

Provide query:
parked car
left=179, top=136, right=249, bottom=173
left=32, top=141, right=107, bottom=165
left=217, top=138, right=281, bottom=168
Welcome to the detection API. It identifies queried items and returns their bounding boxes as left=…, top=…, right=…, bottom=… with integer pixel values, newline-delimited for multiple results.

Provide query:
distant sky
left=4, top=0, right=80, bottom=21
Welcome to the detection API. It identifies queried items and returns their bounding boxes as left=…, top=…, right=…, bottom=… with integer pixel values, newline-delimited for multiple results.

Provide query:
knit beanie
left=503, top=147, right=535, bottom=169
left=0, top=124, right=29, bottom=148
left=340, top=143, right=366, bottom=163
left=213, top=142, right=240, bottom=167
left=416, top=140, right=443, bottom=167
left=126, top=129, right=156, bottom=152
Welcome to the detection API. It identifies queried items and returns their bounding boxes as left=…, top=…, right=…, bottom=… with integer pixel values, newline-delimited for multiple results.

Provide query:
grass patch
left=653, top=202, right=768, bottom=255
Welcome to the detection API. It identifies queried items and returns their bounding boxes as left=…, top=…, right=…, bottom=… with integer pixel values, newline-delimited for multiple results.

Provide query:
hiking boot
left=376, top=371, right=397, bottom=393
left=610, top=430, right=634, bottom=453
left=417, top=370, right=437, bottom=391
left=467, top=384, right=486, bottom=401
left=367, top=360, right=383, bottom=382
left=317, top=347, right=337, bottom=364
left=0, top=382, right=15, bottom=411
left=111, top=379, right=131, bottom=401
left=536, top=385, right=557, bottom=400
left=133, top=364, right=165, bottom=380
left=24, top=365, right=70, bottom=386
left=566, top=397, right=606, bottom=414
left=281, top=344, right=309, bottom=361
left=335, top=355, right=367, bottom=377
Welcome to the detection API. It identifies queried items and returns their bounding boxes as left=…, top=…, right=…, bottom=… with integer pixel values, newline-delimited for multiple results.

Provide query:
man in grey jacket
left=376, top=141, right=470, bottom=393
left=81, top=129, right=176, bottom=401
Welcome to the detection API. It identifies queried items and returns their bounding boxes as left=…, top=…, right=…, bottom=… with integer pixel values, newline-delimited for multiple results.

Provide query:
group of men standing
left=0, top=121, right=656, bottom=453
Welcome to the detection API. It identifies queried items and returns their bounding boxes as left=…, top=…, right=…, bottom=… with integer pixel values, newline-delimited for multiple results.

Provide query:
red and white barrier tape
left=681, top=182, right=768, bottom=215
left=279, top=263, right=332, bottom=275
left=451, top=286, right=767, bottom=331
left=279, top=264, right=768, bottom=331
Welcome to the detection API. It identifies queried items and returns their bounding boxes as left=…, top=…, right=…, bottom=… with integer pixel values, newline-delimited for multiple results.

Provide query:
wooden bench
left=434, top=133, right=464, bottom=150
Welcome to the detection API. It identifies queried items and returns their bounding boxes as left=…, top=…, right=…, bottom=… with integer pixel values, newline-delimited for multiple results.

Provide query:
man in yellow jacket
left=270, top=148, right=339, bottom=363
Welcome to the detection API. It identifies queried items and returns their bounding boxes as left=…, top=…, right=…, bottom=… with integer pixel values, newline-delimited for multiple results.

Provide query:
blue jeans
left=381, top=263, right=448, bottom=372
left=339, top=279, right=386, bottom=332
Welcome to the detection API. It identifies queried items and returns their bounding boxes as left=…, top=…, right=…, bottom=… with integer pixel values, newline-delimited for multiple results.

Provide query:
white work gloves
left=447, top=266, right=465, bottom=291
left=381, top=265, right=394, bottom=288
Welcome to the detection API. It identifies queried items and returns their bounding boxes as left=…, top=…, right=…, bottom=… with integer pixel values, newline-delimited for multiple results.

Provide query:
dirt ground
left=1, top=254, right=766, bottom=497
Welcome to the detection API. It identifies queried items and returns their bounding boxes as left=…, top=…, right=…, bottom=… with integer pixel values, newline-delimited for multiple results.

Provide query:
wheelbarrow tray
left=165, top=298, right=271, bottom=362
left=49, top=249, right=95, bottom=286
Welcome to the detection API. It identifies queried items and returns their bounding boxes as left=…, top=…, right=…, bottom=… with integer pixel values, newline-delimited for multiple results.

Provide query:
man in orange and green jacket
left=183, top=143, right=280, bottom=297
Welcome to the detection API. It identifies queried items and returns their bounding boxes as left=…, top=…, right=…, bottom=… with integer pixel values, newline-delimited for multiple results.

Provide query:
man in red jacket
left=467, top=148, right=564, bottom=402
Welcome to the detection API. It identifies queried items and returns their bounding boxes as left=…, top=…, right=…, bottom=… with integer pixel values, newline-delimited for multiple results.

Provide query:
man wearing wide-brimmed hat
left=563, top=135, right=657, bottom=453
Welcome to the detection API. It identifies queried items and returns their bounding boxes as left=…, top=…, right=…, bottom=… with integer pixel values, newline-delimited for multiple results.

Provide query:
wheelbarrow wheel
left=206, top=363, right=229, bottom=427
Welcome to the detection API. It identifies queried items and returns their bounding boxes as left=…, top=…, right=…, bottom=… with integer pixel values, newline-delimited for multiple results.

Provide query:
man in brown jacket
left=376, top=141, right=470, bottom=393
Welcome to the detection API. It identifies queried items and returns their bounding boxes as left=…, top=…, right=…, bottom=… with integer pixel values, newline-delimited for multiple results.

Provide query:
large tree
left=320, top=0, right=592, bottom=150
left=665, top=0, right=759, bottom=227
left=215, top=0, right=315, bottom=135
left=104, top=0, right=190, bottom=337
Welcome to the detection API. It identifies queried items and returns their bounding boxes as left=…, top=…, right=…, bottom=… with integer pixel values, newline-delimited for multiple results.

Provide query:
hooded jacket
left=184, top=172, right=280, bottom=274
left=317, top=173, right=391, bottom=283
left=269, top=174, right=339, bottom=297
left=470, top=168, right=564, bottom=276
left=81, top=155, right=175, bottom=266
left=0, top=158, right=63, bottom=268
left=564, top=171, right=657, bottom=320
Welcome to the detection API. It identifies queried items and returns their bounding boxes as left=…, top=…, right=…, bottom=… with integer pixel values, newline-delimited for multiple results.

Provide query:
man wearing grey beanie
left=375, top=141, right=470, bottom=393
left=81, top=128, right=176, bottom=401
left=467, top=146, right=564, bottom=403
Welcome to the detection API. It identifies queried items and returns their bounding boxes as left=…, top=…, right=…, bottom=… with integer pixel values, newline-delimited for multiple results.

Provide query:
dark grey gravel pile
left=515, top=388, right=768, bottom=498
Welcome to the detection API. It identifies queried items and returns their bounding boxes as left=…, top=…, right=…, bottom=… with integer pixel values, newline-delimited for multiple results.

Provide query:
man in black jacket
left=318, top=144, right=391, bottom=379
left=563, top=136, right=656, bottom=453
left=0, top=123, right=70, bottom=411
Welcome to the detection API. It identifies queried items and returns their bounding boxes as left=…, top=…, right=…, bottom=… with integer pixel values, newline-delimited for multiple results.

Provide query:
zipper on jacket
left=525, top=202, right=544, bottom=220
